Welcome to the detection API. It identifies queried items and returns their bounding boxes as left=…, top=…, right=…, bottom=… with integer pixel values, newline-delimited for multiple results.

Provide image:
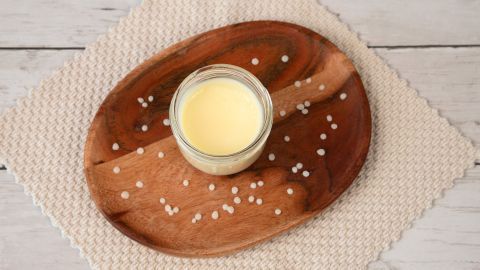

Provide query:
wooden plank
left=1, top=0, right=480, bottom=47
left=370, top=166, right=480, bottom=269
left=0, top=171, right=89, bottom=270
left=1, top=47, right=478, bottom=145
left=320, top=0, right=480, bottom=46
left=375, top=47, right=480, bottom=145
left=0, top=0, right=140, bottom=47
left=0, top=50, right=77, bottom=112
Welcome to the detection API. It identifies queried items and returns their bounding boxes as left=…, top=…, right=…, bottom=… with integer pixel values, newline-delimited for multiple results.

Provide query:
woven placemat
left=0, top=0, right=478, bottom=269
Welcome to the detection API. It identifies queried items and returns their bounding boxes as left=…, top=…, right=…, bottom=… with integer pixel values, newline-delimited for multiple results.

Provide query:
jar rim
left=169, top=64, right=273, bottom=161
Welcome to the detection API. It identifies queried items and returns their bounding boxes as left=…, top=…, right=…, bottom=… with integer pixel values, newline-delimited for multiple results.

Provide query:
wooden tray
left=84, top=21, right=371, bottom=257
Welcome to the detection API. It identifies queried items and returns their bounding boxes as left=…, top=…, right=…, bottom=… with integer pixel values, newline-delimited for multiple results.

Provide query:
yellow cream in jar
left=179, top=77, right=263, bottom=156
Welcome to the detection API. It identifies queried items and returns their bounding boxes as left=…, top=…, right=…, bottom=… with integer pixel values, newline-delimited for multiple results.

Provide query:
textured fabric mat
left=0, top=0, right=478, bottom=269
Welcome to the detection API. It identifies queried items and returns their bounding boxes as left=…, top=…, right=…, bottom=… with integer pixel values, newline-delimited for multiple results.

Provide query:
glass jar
left=169, top=64, right=273, bottom=175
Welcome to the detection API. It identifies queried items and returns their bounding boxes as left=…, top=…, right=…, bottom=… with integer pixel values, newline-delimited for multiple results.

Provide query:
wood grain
left=0, top=50, right=77, bottom=113
left=1, top=0, right=480, bottom=269
left=319, top=0, right=480, bottom=46
left=374, top=47, right=480, bottom=145
left=0, top=0, right=140, bottom=47
left=83, top=21, right=371, bottom=256
left=369, top=166, right=480, bottom=269
left=0, top=171, right=89, bottom=270
left=2, top=0, right=480, bottom=47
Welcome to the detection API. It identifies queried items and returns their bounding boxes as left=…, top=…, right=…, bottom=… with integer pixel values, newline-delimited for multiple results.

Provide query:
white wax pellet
left=257, top=180, right=264, bottom=187
left=292, top=167, right=298, bottom=173
left=281, top=55, right=289, bottom=63
left=227, top=206, right=234, bottom=214
left=208, top=183, right=215, bottom=191
left=296, top=163, right=303, bottom=169
left=275, top=208, right=282, bottom=215
left=304, top=100, right=311, bottom=107
left=296, top=104, right=305, bottom=110
left=141, top=125, right=148, bottom=132
left=320, top=133, right=327, bottom=140
left=163, top=118, right=170, bottom=126
left=168, top=211, right=174, bottom=216
left=284, top=135, right=290, bottom=142
left=222, top=204, right=229, bottom=211
left=120, top=191, right=129, bottom=199
left=279, top=110, right=286, bottom=117
left=317, top=148, right=326, bottom=156
left=302, top=109, right=308, bottom=115
left=173, top=206, right=179, bottom=213
left=302, top=170, right=310, bottom=177
left=233, top=197, right=241, bottom=204
left=195, top=213, right=202, bottom=220
left=192, top=218, right=197, bottom=224
left=331, top=123, right=338, bottom=130
left=268, top=153, right=275, bottom=161
left=113, top=166, right=120, bottom=174
left=165, top=204, right=172, bottom=212
left=136, top=147, right=144, bottom=155
left=183, top=179, right=189, bottom=187
left=319, top=84, right=325, bottom=91
left=326, top=115, right=333, bottom=122
left=211, top=211, right=219, bottom=220
left=159, top=197, right=166, bottom=204
left=340, top=93, right=347, bottom=100
left=306, top=77, right=312, bottom=84
left=148, top=95, right=154, bottom=102
left=287, top=188, right=294, bottom=195
left=251, top=58, right=259, bottom=65
left=142, top=102, right=148, bottom=108
left=136, top=181, right=144, bottom=188
left=158, top=151, right=165, bottom=158
left=231, top=186, right=239, bottom=194
left=248, top=195, right=255, bottom=203
left=250, top=182, right=257, bottom=189
left=137, top=97, right=144, bottom=104
left=294, top=81, right=301, bottom=88
left=256, top=198, right=263, bottom=205
left=112, top=143, right=119, bottom=151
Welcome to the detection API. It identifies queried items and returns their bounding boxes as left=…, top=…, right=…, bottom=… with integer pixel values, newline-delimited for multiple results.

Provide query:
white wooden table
left=1, top=1, right=479, bottom=269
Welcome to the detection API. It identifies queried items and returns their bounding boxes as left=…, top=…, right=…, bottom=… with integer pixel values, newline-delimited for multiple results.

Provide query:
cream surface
left=179, top=78, right=263, bottom=156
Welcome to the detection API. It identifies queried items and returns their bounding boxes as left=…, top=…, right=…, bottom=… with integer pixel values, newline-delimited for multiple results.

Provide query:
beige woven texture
left=0, top=0, right=477, bottom=269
